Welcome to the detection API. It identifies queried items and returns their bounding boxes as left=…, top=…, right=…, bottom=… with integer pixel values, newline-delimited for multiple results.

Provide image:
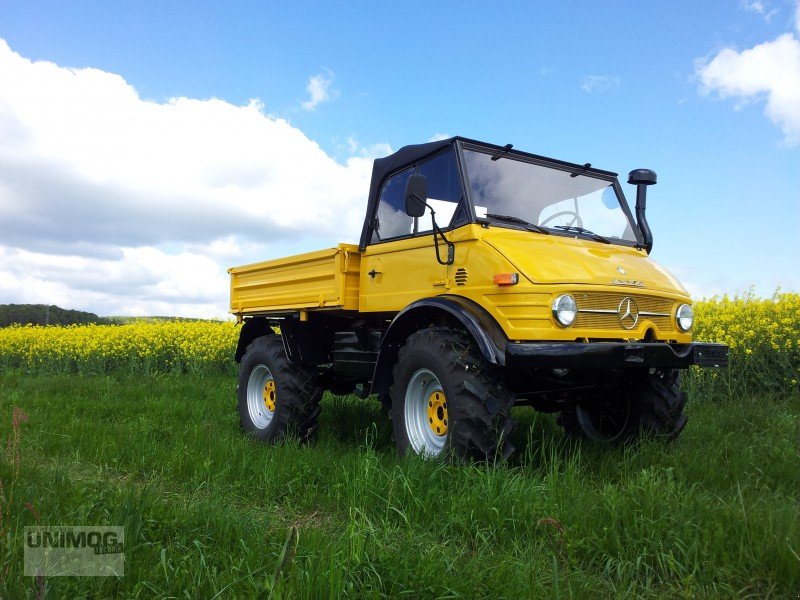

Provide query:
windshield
left=463, top=149, right=638, bottom=243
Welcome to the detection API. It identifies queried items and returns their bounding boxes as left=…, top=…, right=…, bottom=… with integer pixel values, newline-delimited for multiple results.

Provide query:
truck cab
left=230, top=137, right=727, bottom=461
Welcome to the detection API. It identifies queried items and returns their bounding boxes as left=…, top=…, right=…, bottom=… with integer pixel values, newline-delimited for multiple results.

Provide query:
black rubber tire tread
left=237, top=336, right=322, bottom=443
left=390, top=327, right=516, bottom=462
left=558, top=369, right=687, bottom=442
left=638, top=369, right=688, bottom=441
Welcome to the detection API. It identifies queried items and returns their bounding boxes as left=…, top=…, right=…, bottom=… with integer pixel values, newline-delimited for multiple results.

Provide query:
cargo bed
left=229, top=244, right=361, bottom=317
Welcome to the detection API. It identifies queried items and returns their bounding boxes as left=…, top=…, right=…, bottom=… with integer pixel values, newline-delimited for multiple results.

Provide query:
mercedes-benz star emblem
left=617, top=297, right=639, bottom=329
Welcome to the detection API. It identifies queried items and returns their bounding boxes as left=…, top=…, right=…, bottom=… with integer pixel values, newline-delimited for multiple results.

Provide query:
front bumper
left=505, top=341, right=728, bottom=370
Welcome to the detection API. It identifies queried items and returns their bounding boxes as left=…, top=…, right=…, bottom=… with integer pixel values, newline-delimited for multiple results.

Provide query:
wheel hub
left=426, top=391, right=448, bottom=436
left=246, top=364, right=276, bottom=429
left=404, top=368, right=448, bottom=456
left=263, top=380, right=276, bottom=413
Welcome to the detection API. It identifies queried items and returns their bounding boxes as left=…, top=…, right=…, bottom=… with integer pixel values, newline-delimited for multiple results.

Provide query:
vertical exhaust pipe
left=628, top=169, right=657, bottom=254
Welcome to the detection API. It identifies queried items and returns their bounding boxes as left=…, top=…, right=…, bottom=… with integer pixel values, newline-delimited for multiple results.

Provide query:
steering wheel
left=540, top=211, right=583, bottom=229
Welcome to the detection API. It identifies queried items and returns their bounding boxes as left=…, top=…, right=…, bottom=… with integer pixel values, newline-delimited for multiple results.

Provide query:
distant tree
left=0, top=304, right=113, bottom=327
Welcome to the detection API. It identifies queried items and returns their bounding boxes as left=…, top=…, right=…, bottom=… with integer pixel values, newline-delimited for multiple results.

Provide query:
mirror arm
left=430, top=213, right=455, bottom=266
left=408, top=186, right=455, bottom=265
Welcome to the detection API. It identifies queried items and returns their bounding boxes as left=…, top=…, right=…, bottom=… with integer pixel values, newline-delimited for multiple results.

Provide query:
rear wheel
left=237, top=336, right=321, bottom=442
left=558, top=369, right=687, bottom=442
left=390, top=327, right=515, bottom=462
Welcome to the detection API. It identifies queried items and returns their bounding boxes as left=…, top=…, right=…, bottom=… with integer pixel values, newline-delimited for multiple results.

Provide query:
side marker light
left=493, top=273, right=519, bottom=286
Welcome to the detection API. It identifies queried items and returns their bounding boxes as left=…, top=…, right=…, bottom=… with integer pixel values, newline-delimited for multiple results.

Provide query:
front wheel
left=390, top=327, right=515, bottom=462
left=237, top=336, right=321, bottom=443
left=558, top=369, right=687, bottom=442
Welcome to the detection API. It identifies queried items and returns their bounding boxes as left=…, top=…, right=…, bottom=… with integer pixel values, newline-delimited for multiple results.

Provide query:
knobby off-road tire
left=237, top=336, right=322, bottom=443
left=390, top=327, right=516, bottom=462
left=558, top=369, right=687, bottom=442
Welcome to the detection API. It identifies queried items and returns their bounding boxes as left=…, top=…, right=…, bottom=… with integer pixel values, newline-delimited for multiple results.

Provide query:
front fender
left=370, top=295, right=508, bottom=395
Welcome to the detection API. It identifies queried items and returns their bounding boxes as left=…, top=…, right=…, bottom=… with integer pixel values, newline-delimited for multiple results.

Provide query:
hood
left=483, top=230, right=688, bottom=295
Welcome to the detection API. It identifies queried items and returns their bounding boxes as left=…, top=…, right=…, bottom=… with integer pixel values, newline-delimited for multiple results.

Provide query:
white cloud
left=740, top=0, right=778, bottom=19
left=741, top=0, right=767, bottom=13
left=0, top=245, right=228, bottom=318
left=0, top=39, right=383, bottom=317
left=301, top=70, right=336, bottom=111
left=580, top=75, right=621, bottom=93
left=343, top=135, right=393, bottom=159
left=696, top=4, right=800, bottom=145
left=796, top=0, right=800, bottom=32
left=428, top=133, right=452, bottom=142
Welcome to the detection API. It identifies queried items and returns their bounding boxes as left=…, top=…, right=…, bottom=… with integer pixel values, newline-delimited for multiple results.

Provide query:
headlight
left=552, top=294, right=577, bottom=327
left=676, top=303, right=694, bottom=332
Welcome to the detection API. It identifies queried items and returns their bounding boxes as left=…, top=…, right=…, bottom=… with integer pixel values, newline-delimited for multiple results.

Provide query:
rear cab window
left=370, top=149, right=463, bottom=244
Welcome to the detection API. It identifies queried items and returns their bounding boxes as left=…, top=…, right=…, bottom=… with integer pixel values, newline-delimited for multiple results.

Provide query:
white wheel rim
left=247, top=364, right=275, bottom=429
left=404, top=368, right=448, bottom=457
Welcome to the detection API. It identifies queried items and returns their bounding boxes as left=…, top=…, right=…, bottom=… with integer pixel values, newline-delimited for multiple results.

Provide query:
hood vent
left=455, top=268, right=468, bottom=286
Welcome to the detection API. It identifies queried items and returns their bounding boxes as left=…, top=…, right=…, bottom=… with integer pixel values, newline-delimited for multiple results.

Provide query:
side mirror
left=404, top=174, right=428, bottom=217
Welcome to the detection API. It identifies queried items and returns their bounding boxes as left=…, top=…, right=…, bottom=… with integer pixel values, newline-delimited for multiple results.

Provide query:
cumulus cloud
left=580, top=75, right=621, bottom=93
left=0, top=39, right=382, bottom=317
left=301, top=70, right=336, bottom=111
left=696, top=3, right=800, bottom=145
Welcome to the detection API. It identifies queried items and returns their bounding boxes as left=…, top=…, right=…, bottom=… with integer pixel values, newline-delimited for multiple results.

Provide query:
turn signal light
left=493, top=273, right=519, bottom=286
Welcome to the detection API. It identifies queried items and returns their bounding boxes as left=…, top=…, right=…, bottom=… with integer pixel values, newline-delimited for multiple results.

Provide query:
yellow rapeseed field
left=690, top=291, right=800, bottom=397
left=0, top=320, right=239, bottom=375
left=0, top=293, right=798, bottom=396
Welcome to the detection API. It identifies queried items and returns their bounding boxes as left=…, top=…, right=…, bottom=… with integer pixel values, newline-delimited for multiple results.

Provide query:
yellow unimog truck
left=229, top=137, right=728, bottom=461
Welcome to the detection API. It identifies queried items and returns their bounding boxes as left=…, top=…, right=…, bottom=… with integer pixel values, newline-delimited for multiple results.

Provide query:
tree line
left=0, top=304, right=114, bottom=327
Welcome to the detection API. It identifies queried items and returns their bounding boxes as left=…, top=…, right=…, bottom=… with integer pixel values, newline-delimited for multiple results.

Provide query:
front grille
left=573, top=292, right=674, bottom=332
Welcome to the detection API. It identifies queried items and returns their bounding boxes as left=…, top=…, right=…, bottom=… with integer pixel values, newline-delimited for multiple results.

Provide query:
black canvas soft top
left=357, top=136, right=621, bottom=251
left=359, top=137, right=457, bottom=250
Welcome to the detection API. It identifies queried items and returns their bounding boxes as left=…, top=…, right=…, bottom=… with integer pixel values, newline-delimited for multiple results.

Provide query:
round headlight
left=676, top=303, right=694, bottom=332
left=552, top=294, right=577, bottom=327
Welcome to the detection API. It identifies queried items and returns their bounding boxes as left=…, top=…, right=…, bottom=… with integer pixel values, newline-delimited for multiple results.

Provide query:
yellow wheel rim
left=263, top=380, right=276, bottom=413
left=426, top=390, right=448, bottom=436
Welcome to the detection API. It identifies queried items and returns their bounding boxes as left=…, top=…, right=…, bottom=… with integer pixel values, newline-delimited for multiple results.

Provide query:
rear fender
left=234, top=317, right=273, bottom=363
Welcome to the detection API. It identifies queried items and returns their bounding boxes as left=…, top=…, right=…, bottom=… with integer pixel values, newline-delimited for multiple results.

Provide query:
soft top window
left=369, top=149, right=463, bottom=244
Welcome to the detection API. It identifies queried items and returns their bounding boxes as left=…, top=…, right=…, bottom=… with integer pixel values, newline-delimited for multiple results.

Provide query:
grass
left=0, top=374, right=798, bottom=598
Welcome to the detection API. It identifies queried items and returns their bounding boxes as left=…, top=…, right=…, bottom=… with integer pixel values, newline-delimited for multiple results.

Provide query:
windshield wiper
left=485, top=213, right=550, bottom=235
left=553, top=225, right=611, bottom=244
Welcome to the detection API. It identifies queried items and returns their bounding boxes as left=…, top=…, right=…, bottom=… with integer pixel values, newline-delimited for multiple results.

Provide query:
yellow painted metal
left=229, top=223, right=694, bottom=344
left=229, top=244, right=361, bottom=317
left=350, top=224, right=691, bottom=342
left=448, top=226, right=691, bottom=343
left=359, top=235, right=445, bottom=312
left=440, top=225, right=693, bottom=343
left=263, top=380, right=276, bottom=413
left=427, top=390, right=448, bottom=436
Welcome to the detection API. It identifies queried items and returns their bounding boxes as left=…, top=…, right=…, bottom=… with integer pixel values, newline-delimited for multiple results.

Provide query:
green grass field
left=1, top=373, right=798, bottom=598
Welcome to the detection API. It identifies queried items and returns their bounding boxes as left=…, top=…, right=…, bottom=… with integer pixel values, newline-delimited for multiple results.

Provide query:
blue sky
left=1, top=1, right=798, bottom=317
